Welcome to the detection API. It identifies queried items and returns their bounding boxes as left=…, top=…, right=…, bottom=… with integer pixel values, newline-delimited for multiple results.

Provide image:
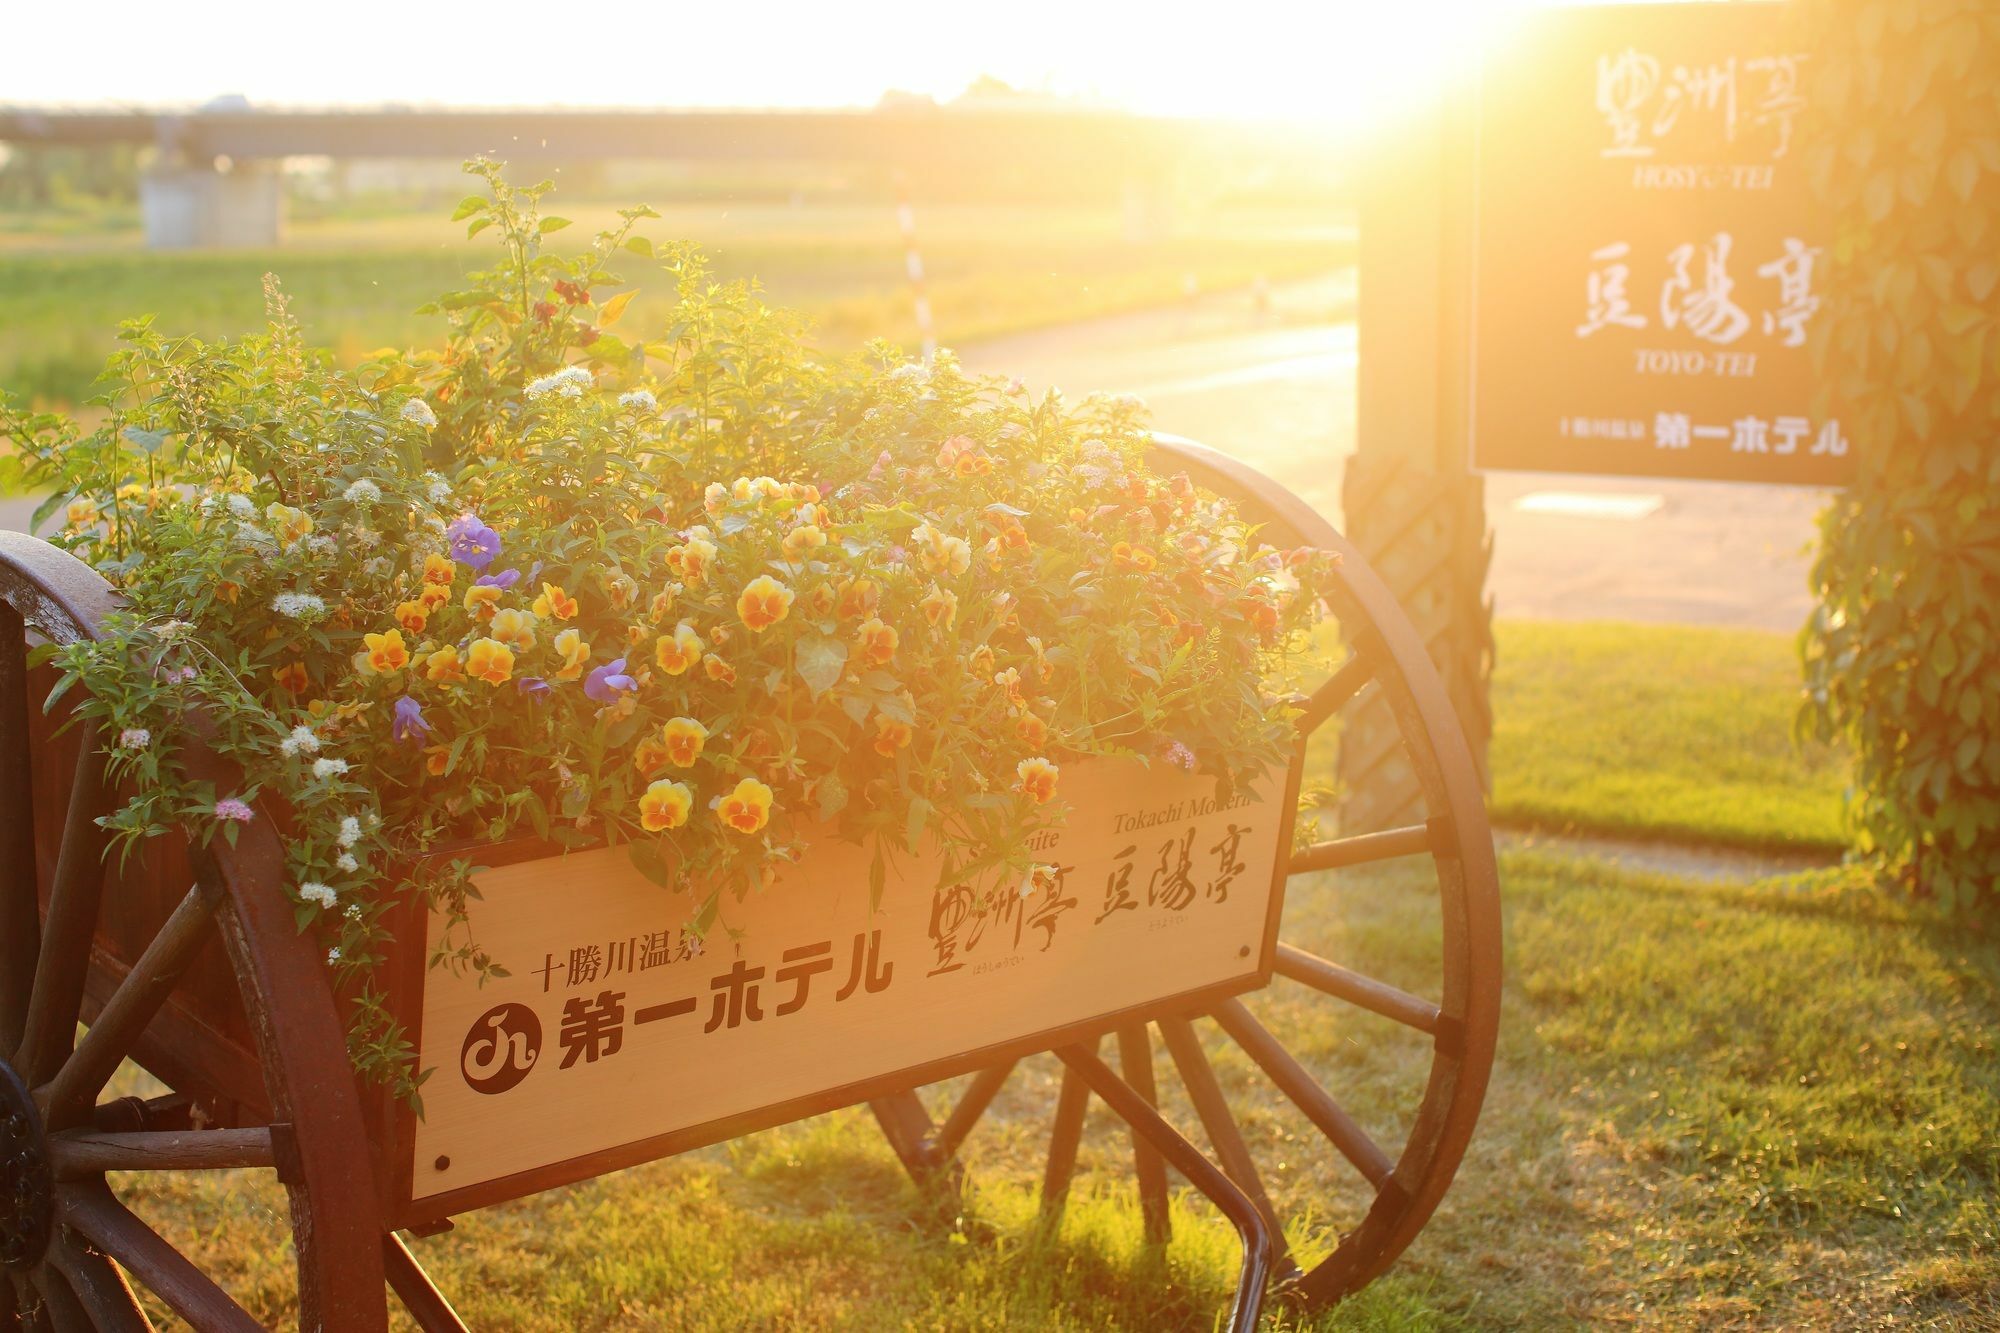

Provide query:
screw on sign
left=460, top=1001, right=543, bottom=1095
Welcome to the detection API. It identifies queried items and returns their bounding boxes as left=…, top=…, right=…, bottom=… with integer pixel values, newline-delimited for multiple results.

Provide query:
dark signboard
left=1472, top=2, right=1851, bottom=485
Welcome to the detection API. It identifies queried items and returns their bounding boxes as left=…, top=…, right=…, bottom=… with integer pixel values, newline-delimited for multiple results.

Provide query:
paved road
left=961, top=274, right=1827, bottom=632
left=1, top=274, right=1828, bottom=630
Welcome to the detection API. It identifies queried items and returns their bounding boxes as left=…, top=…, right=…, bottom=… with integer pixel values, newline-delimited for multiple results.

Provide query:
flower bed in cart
left=5, top=166, right=1335, bottom=1203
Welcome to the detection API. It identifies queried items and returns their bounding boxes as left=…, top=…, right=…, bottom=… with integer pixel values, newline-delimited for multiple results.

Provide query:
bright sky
left=12, top=0, right=1526, bottom=128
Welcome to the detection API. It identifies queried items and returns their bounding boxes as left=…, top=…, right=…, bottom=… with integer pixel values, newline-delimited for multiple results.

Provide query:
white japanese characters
left=1595, top=47, right=1810, bottom=160
left=1577, top=231, right=1822, bottom=348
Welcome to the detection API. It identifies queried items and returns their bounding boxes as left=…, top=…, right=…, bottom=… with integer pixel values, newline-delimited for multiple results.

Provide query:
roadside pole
left=1340, top=90, right=1494, bottom=833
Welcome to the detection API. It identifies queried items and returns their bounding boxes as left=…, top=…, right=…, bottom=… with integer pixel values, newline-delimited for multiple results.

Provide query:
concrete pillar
left=139, top=161, right=284, bottom=249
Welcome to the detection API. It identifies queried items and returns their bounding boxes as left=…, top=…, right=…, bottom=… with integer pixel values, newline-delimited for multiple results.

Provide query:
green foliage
left=1800, top=0, right=2000, bottom=912
left=0, top=161, right=1335, bottom=1096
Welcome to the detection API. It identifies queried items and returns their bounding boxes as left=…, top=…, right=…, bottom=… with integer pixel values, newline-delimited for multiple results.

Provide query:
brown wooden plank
left=57, top=1183, right=263, bottom=1333
left=1117, top=1025, right=1172, bottom=1245
left=1211, top=997, right=1396, bottom=1188
left=49, top=1127, right=275, bottom=1178
left=1274, top=944, right=1441, bottom=1034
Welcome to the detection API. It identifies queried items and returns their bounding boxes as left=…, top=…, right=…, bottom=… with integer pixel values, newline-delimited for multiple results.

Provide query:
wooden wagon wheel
left=0, top=532, right=390, bottom=1332
left=871, top=437, right=1503, bottom=1312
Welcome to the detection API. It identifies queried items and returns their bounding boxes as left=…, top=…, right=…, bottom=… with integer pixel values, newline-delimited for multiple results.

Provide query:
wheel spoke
left=0, top=604, right=39, bottom=1056
left=49, top=1127, right=275, bottom=1178
left=14, top=737, right=114, bottom=1085
left=1211, top=998, right=1395, bottom=1188
left=56, top=1182, right=263, bottom=1333
left=42, top=1234, right=152, bottom=1333
left=38, top=879, right=223, bottom=1129
left=1040, top=1040, right=1095, bottom=1220
left=1274, top=943, right=1441, bottom=1034
left=1116, top=1026, right=1171, bottom=1245
left=1296, top=652, right=1373, bottom=737
left=383, top=1233, right=470, bottom=1333
left=1289, top=820, right=1436, bottom=876
left=1157, top=1016, right=1294, bottom=1274
left=26, top=1274, right=88, bottom=1333
left=1056, top=1042, right=1274, bottom=1333
left=934, top=1061, right=1014, bottom=1160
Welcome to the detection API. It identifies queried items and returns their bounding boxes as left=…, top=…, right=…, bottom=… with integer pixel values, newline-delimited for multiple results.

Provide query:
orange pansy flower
left=465, top=637, right=514, bottom=686
left=1015, top=757, right=1059, bottom=805
left=661, top=717, right=708, bottom=767
left=736, top=575, right=795, bottom=632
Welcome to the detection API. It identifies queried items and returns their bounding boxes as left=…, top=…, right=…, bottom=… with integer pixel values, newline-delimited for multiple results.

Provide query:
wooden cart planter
left=0, top=438, right=1500, bottom=1332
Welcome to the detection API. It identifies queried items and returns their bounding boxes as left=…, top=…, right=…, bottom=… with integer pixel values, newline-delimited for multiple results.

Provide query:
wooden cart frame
left=0, top=438, right=1501, bottom=1331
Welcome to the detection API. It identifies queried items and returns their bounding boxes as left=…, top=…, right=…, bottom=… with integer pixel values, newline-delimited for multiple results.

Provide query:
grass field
left=1490, top=620, right=1847, bottom=853
left=104, top=848, right=1996, bottom=1329
left=0, top=200, right=1351, bottom=407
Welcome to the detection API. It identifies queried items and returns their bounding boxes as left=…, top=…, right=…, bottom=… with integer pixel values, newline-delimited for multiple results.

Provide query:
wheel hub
left=0, top=1059, right=52, bottom=1271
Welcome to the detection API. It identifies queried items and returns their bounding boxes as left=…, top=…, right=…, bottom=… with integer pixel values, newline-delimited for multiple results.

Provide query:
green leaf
left=539, top=217, right=572, bottom=235
left=625, top=236, right=655, bottom=257
left=905, top=796, right=931, bottom=854
left=30, top=490, right=69, bottom=534
left=795, top=633, right=848, bottom=698
left=121, top=426, right=167, bottom=454
left=450, top=194, right=489, bottom=221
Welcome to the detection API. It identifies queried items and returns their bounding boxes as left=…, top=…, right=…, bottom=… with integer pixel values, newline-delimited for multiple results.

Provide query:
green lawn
left=0, top=200, right=1350, bottom=408
left=1490, top=620, right=1848, bottom=853
left=108, top=851, right=1996, bottom=1329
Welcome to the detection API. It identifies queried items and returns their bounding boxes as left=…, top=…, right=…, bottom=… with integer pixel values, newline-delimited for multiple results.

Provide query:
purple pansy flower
left=475, top=567, right=522, bottom=590
left=446, top=514, right=501, bottom=571
left=391, top=695, right=431, bottom=744
left=515, top=676, right=551, bottom=700
left=583, top=658, right=636, bottom=703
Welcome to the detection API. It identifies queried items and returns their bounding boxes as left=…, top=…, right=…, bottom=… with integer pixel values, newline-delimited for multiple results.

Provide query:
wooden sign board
left=396, top=757, right=1294, bottom=1218
left=1472, top=2, right=1851, bottom=486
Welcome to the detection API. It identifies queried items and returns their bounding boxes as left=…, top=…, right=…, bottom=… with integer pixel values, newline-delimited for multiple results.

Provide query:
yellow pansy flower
left=552, top=627, right=592, bottom=681
left=639, top=780, right=693, bottom=832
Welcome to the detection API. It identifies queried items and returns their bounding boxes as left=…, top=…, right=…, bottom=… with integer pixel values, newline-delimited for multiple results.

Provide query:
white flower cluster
left=338, top=816, right=361, bottom=848
left=526, top=366, right=593, bottom=400
left=299, top=882, right=337, bottom=909
left=279, top=724, right=320, bottom=757
left=237, top=523, right=278, bottom=554
left=118, top=727, right=151, bottom=750
left=400, top=398, right=439, bottom=429
left=227, top=493, right=257, bottom=518
left=424, top=472, right=452, bottom=505
left=336, top=853, right=359, bottom=873
left=343, top=478, right=383, bottom=505
left=271, top=592, right=327, bottom=621
left=312, top=757, right=349, bottom=779
left=618, top=389, right=658, bottom=412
